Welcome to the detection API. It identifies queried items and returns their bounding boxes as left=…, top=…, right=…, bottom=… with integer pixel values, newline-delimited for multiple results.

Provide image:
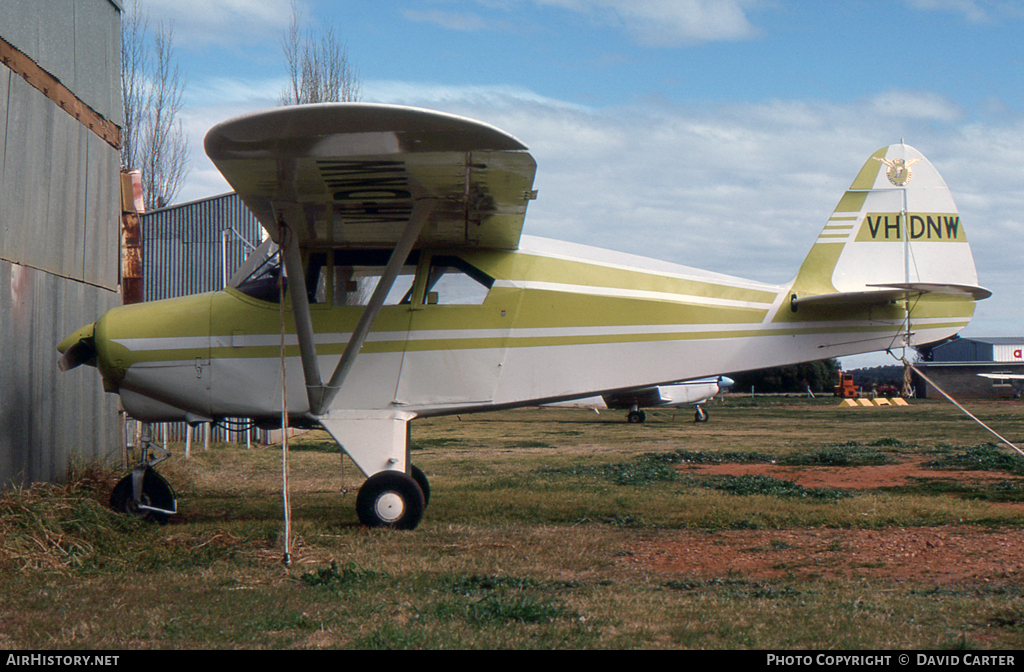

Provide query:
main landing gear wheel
left=356, top=471, right=426, bottom=530
left=694, top=406, right=709, bottom=423
left=410, top=464, right=431, bottom=506
left=627, top=410, right=647, bottom=423
left=109, top=467, right=176, bottom=524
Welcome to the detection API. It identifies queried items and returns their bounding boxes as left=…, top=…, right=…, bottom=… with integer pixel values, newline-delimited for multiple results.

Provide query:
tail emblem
left=873, top=157, right=922, bottom=186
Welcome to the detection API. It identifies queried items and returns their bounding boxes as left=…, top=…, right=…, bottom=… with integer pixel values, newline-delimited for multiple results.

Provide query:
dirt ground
left=626, top=459, right=1024, bottom=584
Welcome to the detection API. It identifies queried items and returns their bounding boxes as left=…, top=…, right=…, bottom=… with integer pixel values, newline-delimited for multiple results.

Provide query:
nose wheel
left=110, top=467, right=176, bottom=524
left=626, top=408, right=647, bottom=423
left=109, top=423, right=177, bottom=523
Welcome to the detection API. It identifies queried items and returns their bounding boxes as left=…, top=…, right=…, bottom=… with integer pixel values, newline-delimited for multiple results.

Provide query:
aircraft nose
left=57, top=322, right=98, bottom=371
left=719, top=376, right=735, bottom=389
left=58, top=310, right=126, bottom=393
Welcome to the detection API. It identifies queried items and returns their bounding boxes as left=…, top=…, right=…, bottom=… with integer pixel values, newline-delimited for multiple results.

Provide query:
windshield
left=231, top=240, right=285, bottom=302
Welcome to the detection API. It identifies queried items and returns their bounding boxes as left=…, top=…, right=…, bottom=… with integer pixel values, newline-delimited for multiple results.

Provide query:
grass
left=926, top=443, right=1024, bottom=475
left=1, top=397, right=1023, bottom=648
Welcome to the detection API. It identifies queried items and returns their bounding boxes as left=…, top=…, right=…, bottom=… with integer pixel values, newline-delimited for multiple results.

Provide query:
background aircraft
left=58, top=104, right=988, bottom=529
left=545, top=376, right=734, bottom=423
left=977, top=373, right=1024, bottom=399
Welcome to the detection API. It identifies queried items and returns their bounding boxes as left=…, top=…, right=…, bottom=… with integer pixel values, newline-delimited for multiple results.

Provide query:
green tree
left=729, top=359, right=841, bottom=394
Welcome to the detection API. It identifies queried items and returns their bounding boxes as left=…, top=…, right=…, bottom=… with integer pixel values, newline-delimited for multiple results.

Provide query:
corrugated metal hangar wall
left=0, top=0, right=123, bottom=486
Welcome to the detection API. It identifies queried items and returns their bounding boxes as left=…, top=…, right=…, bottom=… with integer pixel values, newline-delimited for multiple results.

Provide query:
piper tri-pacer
left=58, top=104, right=989, bottom=529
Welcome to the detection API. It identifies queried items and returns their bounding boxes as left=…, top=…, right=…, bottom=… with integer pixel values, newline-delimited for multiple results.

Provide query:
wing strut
left=279, top=198, right=436, bottom=417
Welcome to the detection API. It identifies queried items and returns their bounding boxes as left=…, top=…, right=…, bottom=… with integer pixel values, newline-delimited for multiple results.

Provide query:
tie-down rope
left=278, top=230, right=293, bottom=566
left=900, top=356, right=1023, bottom=456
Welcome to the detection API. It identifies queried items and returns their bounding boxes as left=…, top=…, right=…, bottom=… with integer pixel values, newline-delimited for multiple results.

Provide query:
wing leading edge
left=204, top=103, right=538, bottom=251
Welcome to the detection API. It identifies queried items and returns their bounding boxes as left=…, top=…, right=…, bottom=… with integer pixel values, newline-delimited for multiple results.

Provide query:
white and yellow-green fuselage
left=80, top=235, right=973, bottom=420
left=59, top=137, right=985, bottom=482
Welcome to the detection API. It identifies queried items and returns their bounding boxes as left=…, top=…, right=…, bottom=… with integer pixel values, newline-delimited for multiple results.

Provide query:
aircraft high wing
left=544, top=376, right=734, bottom=423
left=58, top=104, right=989, bottom=530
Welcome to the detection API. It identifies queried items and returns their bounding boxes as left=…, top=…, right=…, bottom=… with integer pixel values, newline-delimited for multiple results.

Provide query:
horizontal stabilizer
left=792, top=282, right=991, bottom=310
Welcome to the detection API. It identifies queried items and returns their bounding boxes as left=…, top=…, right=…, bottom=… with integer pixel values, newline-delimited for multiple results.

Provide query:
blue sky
left=140, top=0, right=1024, bottom=367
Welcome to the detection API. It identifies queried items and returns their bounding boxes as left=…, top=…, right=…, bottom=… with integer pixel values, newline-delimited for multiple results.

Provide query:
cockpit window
left=230, top=247, right=491, bottom=307
left=331, top=249, right=419, bottom=307
left=232, top=243, right=285, bottom=303
left=332, top=265, right=417, bottom=306
left=423, top=255, right=493, bottom=305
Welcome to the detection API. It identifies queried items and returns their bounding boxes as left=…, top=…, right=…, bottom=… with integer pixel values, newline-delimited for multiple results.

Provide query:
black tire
left=109, top=468, right=176, bottom=524
left=356, top=471, right=425, bottom=530
left=627, top=410, right=646, bottom=423
left=410, top=464, right=431, bottom=507
left=694, top=407, right=709, bottom=423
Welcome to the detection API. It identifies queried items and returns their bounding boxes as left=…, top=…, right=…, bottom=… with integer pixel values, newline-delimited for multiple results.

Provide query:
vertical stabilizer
left=790, top=144, right=980, bottom=300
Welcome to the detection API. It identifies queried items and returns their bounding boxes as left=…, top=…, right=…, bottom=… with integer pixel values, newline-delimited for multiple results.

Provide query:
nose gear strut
left=109, top=424, right=177, bottom=523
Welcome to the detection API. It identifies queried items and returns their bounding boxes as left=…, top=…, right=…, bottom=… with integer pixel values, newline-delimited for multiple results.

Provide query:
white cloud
left=867, top=90, right=965, bottom=122
left=402, top=9, right=494, bottom=31
left=429, top=0, right=761, bottom=44
left=364, top=80, right=588, bottom=111
left=134, top=0, right=293, bottom=47
left=179, top=80, right=1024, bottom=339
left=904, top=0, right=1024, bottom=22
left=532, top=0, right=760, bottom=45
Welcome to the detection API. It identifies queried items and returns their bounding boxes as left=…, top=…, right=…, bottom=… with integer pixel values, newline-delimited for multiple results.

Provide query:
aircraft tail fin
left=786, top=144, right=988, bottom=323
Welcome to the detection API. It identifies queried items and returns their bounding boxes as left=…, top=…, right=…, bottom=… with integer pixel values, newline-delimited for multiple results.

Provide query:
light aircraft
left=57, top=104, right=990, bottom=529
left=544, top=376, right=734, bottom=423
left=977, top=373, right=1024, bottom=398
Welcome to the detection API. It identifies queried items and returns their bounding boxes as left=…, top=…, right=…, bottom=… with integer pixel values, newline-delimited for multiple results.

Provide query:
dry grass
left=2, top=397, right=1024, bottom=648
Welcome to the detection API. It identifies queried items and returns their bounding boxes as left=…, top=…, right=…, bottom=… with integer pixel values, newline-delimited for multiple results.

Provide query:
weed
left=925, top=444, right=1024, bottom=475
left=699, top=474, right=853, bottom=500
left=657, top=449, right=776, bottom=465
left=987, top=609, right=1024, bottom=628
left=538, top=449, right=774, bottom=486
left=301, top=561, right=382, bottom=590
left=782, top=443, right=894, bottom=467
left=538, top=457, right=675, bottom=486
left=504, top=440, right=555, bottom=449
left=663, top=577, right=802, bottom=600
left=888, top=478, right=1024, bottom=503
left=468, top=593, right=577, bottom=623
left=868, top=437, right=906, bottom=448
left=411, top=437, right=463, bottom=450
left=443, top=573, right=578, bottom=594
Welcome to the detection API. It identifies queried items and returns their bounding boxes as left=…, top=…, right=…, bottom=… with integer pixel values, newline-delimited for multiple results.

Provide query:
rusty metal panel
left=0, top=0, right=122, bottom=124
left=0, top=260, right=121, bottom=486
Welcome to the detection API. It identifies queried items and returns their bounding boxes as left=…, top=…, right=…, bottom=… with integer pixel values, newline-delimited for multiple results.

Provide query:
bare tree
left=119, top=0, right=147, bottom=173
left=120, top=0, right=190, bottom=210
left=280, top=2, right=361, bottom=105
